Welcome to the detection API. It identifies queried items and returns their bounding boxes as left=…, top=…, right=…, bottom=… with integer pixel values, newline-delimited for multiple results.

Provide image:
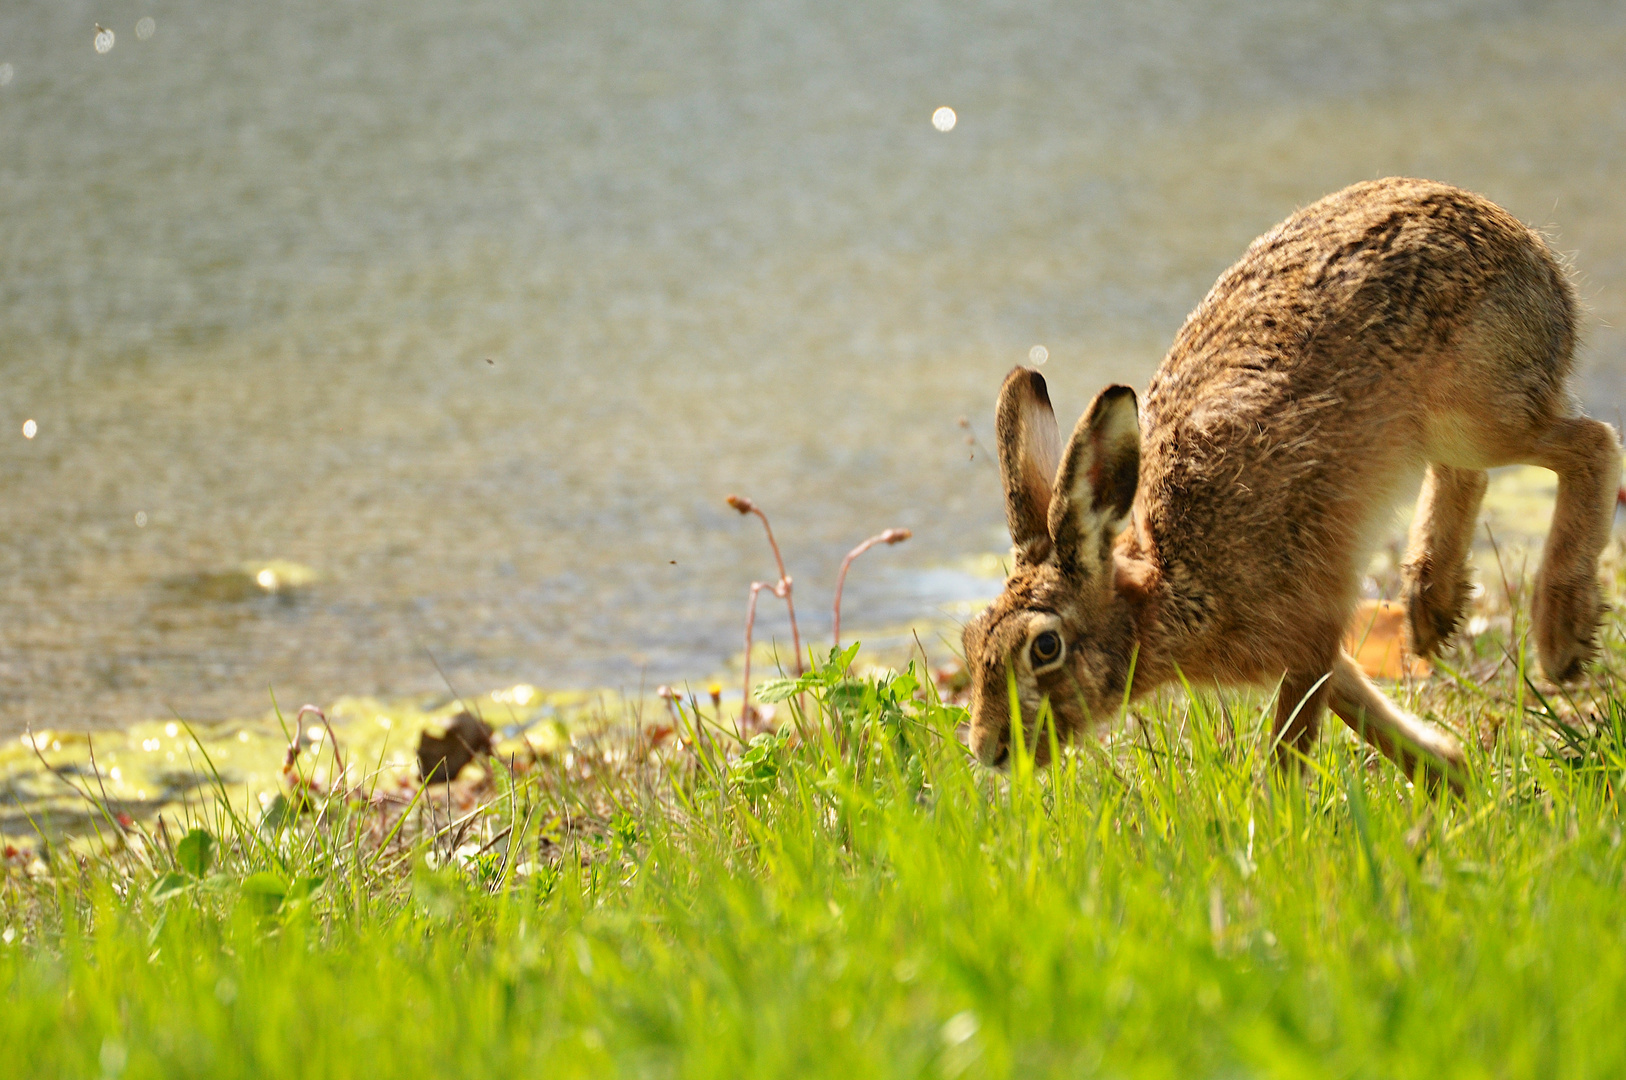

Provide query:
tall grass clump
left=5, top=621, right=1626, bottom=1077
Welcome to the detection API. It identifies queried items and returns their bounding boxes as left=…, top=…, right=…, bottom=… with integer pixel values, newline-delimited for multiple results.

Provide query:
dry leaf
left=1344, top=599, right=1430, bottom=680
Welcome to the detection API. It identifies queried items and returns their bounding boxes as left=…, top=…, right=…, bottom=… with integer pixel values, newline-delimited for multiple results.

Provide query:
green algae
left=0, top=684, right=634, bottom=848
left=160, top=560, right=321, bottom=603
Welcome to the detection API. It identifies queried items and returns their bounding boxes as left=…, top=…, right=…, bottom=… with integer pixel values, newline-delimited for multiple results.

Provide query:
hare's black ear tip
left=1099, top=384, right=1139, bottom=421
left=1002, top=365, right=1050, bottom=404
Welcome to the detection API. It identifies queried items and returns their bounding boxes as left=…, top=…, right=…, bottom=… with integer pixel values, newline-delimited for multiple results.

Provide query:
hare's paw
left=1532, top=571, right=1603, bottom=684
left=1401, top=553, right=1472, bottom=659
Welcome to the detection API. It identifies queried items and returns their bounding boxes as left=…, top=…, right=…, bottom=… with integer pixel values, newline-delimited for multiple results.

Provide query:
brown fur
left=963, top=178, right=1621, bottom=788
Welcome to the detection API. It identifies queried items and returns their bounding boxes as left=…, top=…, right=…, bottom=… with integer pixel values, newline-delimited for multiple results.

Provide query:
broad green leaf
left=754, top=678, right=803, bottom=703
left=823, top=641, right=861, bottom=676
left=242, top=872, right=288, bottom=897
left=241, top=872, right=289, bottom=916
left=175, top=829, right=215, bottom=877
left=286, top=876, right=325, bottom=903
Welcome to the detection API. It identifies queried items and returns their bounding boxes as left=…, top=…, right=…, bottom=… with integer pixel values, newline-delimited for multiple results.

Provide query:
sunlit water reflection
left=1, top=0, right=1624, bottom=733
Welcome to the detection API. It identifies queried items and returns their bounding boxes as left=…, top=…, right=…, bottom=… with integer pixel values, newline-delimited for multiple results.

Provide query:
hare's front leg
left=1402, top=464, right=1488, bottom=659
left=1326, top=653, right=1467, bottom=793
left=1272, top=671, right=1329, bottom=767
left=1528, top=417, right=1621, bottom=682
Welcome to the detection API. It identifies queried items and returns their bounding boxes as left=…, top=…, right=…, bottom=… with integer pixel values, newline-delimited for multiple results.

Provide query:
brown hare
left=962, top=177, right=1621, bottom=788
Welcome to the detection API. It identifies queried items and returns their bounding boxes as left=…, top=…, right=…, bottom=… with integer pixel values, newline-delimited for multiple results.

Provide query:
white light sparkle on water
left=22, top=419, right=37, bottom=439
left=932, top=106, right=956, bottom=132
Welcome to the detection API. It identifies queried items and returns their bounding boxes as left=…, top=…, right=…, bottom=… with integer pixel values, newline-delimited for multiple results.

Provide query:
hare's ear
left=1048, top=385, right=1139, bottom=576
left=995, top=367, right=1063, bottom=565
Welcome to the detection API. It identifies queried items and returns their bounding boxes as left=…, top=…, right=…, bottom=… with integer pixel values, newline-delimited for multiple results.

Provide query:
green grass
left=6, top=620, right=1626, bottom=1078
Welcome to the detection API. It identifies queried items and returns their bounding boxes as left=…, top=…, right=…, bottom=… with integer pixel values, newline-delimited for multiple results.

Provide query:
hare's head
left=962, top=368, right=1142, bottom=767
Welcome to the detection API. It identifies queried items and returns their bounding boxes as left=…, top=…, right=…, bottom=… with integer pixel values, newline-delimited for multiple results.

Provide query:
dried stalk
left=727, top=494, right=803, bottom=674
left=833, top=528, right=912, bottom=650
left=741, top=581, right=769, bottom=729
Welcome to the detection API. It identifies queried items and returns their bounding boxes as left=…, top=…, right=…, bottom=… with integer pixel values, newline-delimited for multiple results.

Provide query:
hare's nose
left=971, top=727, right=1001, bottom=767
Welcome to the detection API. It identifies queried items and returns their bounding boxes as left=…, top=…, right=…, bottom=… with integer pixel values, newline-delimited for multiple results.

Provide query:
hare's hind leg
left=1528, top=416, right=1621, bottom=682
left=1402, top=464, right=1489, bottom=658
left=1327, top=652, right=1467, bottom=792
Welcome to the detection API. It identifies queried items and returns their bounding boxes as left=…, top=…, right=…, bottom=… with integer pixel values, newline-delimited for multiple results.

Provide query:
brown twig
left=1483, top=522, right=1517, bottom=616
left=727, top=494, right=803, bottom=674
left=155, top=814, right=176, bottom=865
left=23, top=725, right=116, bottom=833
left=833, top=528, right=912, bottom=650
left=283, top=704, right=348, bottom=787
left=84, top=736, right=123, bottom=827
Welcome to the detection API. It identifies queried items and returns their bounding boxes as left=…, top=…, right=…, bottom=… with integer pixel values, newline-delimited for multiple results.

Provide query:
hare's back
left=1147, top=179, right=1573, bottom=432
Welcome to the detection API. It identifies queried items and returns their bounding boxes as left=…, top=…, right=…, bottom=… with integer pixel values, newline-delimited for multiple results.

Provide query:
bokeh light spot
left=932, top=106, right=957, bottom=132
left=1029, top=345, right=1048, bottom=365
left=94, top=25, right=115, bottom=54
left=0, top=64, right=14, bottom=87
left=136, top=18, right=156, bottom=41
left=21, top=419, right=36, bottom=439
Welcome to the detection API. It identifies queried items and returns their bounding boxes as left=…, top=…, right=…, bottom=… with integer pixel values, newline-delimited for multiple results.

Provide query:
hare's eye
left=1030, top=630, right=1063, bottom=667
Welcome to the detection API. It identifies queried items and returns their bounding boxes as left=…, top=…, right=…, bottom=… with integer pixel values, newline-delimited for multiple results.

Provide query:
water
left=2, top=0, right=1624, bottom=734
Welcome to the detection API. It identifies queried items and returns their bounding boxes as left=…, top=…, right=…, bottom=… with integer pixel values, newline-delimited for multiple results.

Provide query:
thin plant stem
left=728, top=495, right=803, bottom=674
left=832, top=528, right=912, bottom=651
left=741, top=581, right=768, bottom=728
